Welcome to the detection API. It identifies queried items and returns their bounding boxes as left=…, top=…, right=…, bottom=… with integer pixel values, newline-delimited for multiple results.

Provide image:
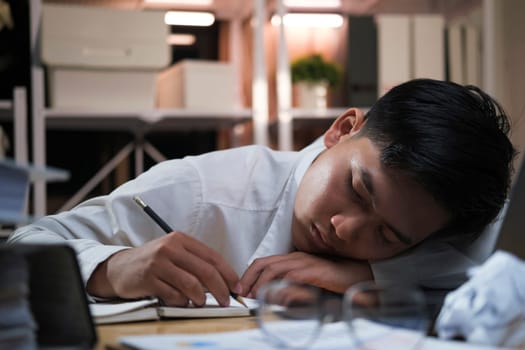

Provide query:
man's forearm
left=327, top=257, right=373, bottom=294
left=86, top=258, right=117, bottom=298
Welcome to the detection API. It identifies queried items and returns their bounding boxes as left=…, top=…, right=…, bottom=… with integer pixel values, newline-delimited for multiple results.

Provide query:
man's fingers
left=250, top=260, right=306, bottom=297
left=105, top=232, right=241, bottom=307
left=163, top=236, right=234, bottom=306
left=240, top=255, right=293, bottom=297
left=152, top=278, right=190, bottom=307
left=154, top=260, right=208, bottom=306
left=182, top=235, right=240, bottom=283
left=173, top=233, right=240, bottom=299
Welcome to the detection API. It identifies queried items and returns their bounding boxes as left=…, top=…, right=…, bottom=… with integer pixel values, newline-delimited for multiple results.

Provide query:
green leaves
left=291, top=54, right=341, bottom=87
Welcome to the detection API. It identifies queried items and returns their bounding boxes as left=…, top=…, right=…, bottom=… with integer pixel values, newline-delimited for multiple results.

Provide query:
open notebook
left=90, top=293, right=258, bottom=324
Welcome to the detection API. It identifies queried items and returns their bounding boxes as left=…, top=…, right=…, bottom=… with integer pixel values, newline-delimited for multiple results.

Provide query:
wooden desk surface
left=96, top=316, right=259, bottom=350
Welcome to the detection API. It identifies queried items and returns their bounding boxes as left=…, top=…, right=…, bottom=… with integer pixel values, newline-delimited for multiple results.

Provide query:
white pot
left=294, top=81, right=329, bottom=109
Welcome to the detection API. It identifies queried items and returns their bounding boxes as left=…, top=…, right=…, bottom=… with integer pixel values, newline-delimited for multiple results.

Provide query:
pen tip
left=233, top=294, right=248, bottom=308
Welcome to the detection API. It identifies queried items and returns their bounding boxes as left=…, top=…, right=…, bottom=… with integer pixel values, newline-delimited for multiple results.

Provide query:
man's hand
left=86, top=232, right=241, bottom=307
left=239, top=252, right=373, bottom=298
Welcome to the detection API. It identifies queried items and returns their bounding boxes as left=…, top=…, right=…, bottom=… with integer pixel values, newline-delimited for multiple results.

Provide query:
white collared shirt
left=8, top=144, right=495, bottom=291
left=8, top=145, right=313, bottom=284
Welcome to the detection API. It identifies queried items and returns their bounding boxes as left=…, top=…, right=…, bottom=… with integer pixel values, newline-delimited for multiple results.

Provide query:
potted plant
left=291, top=54, right=341, bottom=109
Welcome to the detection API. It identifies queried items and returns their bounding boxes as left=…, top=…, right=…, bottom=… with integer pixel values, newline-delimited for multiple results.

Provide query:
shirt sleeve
left=370, top=211, right=505, bottom=290
left=7, top=158, right=202, bottom=286
left=370, top=240, right=475, bottom=290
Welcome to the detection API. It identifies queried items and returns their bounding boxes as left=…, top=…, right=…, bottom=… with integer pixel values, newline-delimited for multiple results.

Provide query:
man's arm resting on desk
left=239, top=236, right=488, bottom=298
left=240, top=252, right=373, bottom=297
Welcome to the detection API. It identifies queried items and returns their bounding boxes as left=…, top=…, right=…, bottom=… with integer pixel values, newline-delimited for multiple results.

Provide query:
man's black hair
left=359, top=78, right=516, bottom=239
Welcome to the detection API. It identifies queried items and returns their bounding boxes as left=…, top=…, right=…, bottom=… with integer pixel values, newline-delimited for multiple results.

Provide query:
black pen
left=132, top=195, right=248, bottom=308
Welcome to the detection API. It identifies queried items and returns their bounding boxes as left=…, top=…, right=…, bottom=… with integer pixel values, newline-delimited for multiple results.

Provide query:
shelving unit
left=27, top=62, right=252, bottom=215
left=0, top=98, right=14, bottom=239
left=42, top=107, right=252, bottom=212
left=272, top=0, right=485, bottom=151
left=0, top=87, right=28, bottom=164
left=0, top=100, right=12, bottom=114
left=28, top=0, right=255, bottom=216
left=272, top=1, right=351, bottom=151
left=0, top=87, right=69, bottom=238
left=25, top=0, right=491, bottom=213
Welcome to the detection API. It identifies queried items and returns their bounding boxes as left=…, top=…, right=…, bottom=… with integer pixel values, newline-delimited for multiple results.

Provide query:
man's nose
left=330, top=212, right=376, bottom=241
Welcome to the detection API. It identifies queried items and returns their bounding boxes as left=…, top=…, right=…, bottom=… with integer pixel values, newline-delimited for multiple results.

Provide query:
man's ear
left=323, top=108, right=366, bottom=148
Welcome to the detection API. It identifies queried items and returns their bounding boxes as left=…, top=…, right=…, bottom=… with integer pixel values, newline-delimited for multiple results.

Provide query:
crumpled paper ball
left=436, top=250, right=525, bottom=348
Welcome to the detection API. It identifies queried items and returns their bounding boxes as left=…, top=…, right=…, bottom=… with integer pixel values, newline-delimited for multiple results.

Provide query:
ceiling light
left=166, top=34, right=196, bottom=45
left=283, top=0, right=341, bottom=8
left=271, top=13, right=344, bottom=28
left=164, top=11, right=215, bottom=26
left=144, top=0, right=213, bottom=6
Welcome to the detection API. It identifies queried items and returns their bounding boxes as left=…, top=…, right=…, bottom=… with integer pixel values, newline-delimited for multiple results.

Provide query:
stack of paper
left=0, top=253, right=37, bottom=349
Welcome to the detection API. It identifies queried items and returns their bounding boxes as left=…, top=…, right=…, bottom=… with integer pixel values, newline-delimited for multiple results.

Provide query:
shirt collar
left=248, top=139, right=326, bottom=265
left=294, top=137, right=326, bottom=186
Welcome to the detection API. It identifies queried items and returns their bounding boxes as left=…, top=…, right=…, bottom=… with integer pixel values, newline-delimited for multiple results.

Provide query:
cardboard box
left=156, top=60, right=236, bottom=111
left=41, top=3, right=170, bottom=110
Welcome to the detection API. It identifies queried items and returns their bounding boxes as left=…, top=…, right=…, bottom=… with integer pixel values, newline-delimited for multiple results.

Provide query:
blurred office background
left=0, top=0, right=523, bottom=219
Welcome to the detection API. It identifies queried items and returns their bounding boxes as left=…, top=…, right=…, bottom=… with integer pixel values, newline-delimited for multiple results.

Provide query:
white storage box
left=156, top=60, right=236, bottom=111
left=41, top=3, right=170, bottom=110
left=47, top=68, right=158, bottom=111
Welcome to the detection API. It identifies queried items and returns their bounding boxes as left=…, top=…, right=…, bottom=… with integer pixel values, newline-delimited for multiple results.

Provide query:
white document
left=119, top=319, right=509, bottom=350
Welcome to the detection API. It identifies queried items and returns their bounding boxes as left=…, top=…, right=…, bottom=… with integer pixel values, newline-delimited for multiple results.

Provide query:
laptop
left=493, top=155, right=525, bottom=259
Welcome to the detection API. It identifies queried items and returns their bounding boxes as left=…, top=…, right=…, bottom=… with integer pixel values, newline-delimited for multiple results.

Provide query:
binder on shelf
left=376, top=14, right=445, bottom=96
left=446, top=24, right=481, bottom=86
left=447, top=24, right=464, bottom=84
left=347, top=16, right=378, bottom=107
left=464, top=26, right=481, bottom=86
left=413, top=15, right=445, bottom=80
left=0, top=159, right=69, bottom=224
left=376, top=14, right=411, bottom=97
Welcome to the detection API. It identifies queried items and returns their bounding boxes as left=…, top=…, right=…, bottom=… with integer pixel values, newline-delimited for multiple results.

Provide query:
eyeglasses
left=256, top=280, right=430, bottom=349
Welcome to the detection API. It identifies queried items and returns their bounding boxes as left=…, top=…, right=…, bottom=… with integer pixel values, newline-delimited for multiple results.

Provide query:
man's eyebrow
left=358, top=167, right=413, bottom=246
